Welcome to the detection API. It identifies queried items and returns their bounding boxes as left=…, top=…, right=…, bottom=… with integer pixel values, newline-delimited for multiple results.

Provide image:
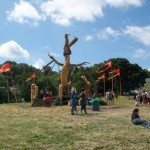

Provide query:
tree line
left=0, top=58, right=149, bottom=103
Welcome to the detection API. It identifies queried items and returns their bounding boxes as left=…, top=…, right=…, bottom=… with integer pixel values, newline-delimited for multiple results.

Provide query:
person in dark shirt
left=131, top=108, right=150, bottom=128
left=79, top=88, right=87, bottom=114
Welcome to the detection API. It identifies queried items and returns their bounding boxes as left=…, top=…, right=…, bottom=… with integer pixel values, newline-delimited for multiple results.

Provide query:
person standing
left=79, top=88, right=87, bottom=114
left=105, top=90, right=110, bottom=108
left=137, top=88, right=142, bottom=106
left=145, top=90, right=150, bottom=105
left=106, top=89, right=113, bottom=108
left=70, top=87, right=77, bottom=115
left=135, top=88, right=142, bottom=107
left=142, top=90, right=148, bottom=105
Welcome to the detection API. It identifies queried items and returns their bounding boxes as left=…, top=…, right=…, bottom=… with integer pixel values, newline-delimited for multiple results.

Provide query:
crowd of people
left=38, top=88, right=52, bottom=107
left=134, top=88, right=150, bottom=107
left=70, top=87, right=117, bottom=115
left=38, top=88, right=52, bottom=99
left=36, top=86, right=150, bottom=130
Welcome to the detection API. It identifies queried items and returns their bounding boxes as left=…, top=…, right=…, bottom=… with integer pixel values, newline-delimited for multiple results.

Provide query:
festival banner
left=109, top=69, right=120, bottom=79
left=0, top=63, right=11, bottom=73
left=97, top=61, right=112, bottom=73
left=98, top=73, right=105, bottom=81
left=25, top=72, right=36, bottom=82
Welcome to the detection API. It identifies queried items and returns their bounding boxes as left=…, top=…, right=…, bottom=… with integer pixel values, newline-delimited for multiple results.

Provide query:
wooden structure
left=46, top=34, right=89, bottom=105
left=31, top=83, right=38, bottom=104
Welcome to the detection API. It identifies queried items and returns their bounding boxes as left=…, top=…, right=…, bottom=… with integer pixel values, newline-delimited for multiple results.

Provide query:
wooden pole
left=119, top=75, right=122, bottom=96
left=10, top=71, right=17, bottom=103
left=5, top=75, right=10, bottom=103
left=112, top=77, right=114, bottom=105
left=104, top=78, right=105, bottom=97
left=112, top=78, right=114, bottom=92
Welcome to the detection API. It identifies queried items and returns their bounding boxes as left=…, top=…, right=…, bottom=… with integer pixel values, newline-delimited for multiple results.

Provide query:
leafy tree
left=0, top=58, right=149, bottom=103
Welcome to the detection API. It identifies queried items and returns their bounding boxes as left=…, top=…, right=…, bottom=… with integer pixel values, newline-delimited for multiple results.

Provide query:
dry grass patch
left=0, top=98, right=150, bottom=150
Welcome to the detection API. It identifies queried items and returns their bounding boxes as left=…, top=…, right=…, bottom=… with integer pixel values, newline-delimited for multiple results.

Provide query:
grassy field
left=0, top=98, right=150, bottom=150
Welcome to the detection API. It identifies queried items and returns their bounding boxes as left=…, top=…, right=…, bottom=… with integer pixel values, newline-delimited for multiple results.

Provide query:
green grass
left=0, top=98, right=150, bottom=150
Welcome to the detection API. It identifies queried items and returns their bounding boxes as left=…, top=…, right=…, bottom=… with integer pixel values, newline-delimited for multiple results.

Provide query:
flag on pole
left=108, top=69, right=120, bottom=79
left=0, top=63, right=11, bottom=73
left=98, top=73, right=105, bottom=81
left=97, top=61, right=112, bottom=73
left=25, top=72, right=36, bottom=82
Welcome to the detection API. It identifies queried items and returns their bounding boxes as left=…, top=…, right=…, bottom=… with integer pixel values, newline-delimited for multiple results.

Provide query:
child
left=70, top=87, right=77, bottom=115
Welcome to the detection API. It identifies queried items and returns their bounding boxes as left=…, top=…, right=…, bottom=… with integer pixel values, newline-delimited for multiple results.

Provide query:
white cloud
left=40, top=0, right=104, bottom=26
left=133, top=48, right=150, bottom=58
left=40, top=0, right=143, bottom=26
left=6, top=0, right=144, bottom=26
left=105, top=0, right=143, bottom=8
left=49, top=52, right=60, bottom=57
left=83, top=35, right=93, bottom=41
left=124, top=26, right=150, bottom=46
left=97, top=27, right=120, bottom=40
left=0, top=40, right=30, bottom=59
left=33, top=59, right=44, bottom=69
left=6, top=0, right=44, bottom=25
left=36, top=52, right=60, bottom=71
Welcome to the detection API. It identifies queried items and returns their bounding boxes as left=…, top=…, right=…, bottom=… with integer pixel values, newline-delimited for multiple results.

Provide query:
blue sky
left=0, top=0, right=150, bottom=72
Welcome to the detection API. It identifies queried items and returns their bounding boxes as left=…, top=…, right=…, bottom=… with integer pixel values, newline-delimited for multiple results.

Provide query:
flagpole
left=104, top=78, right=105, bottom=97
left=5, top=75, right=10, bottom=103
left=112, top=78, right=114, bottom=92
left=0, top=63, right=11, bottom=103
left=34, top=77, right=35, bottom=84
left=10, top=71, right=17, bottom=103
left=119, top=75, right=122, bottom=96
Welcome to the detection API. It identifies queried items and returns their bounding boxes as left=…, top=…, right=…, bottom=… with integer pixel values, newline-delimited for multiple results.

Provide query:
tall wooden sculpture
left=59, top=34, right=78, bottom=97
left=46, top=34, right=89, bottom=104
left=31, top=83, right=38, bottom=104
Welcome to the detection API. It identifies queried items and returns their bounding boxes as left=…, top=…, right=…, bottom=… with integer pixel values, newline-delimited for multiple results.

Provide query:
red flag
left=0, top=63, right=11, bottom=73
left=25, top=73, right=36, bottom=82
left=98, top=73, right=105, bottom=81
left=97, top=61, right=112, bottom=73
left=109, top=69, right=120, bottom=79
left=109, top=69, right=120, bottom=75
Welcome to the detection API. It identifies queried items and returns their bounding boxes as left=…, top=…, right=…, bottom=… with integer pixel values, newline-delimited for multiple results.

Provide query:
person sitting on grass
left=131, top=108, right=150, bottom=128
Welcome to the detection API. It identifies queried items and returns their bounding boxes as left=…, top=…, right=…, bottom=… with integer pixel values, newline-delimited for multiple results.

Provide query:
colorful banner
left=25, top=72, right=36, bottom=82
left=0, top=63, right=11, bottom=73
left=97, top=61, right=112, bottom=73
left=98, top=73, right=105, bottom=81
left=109, top=69, right=120, bottom=79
